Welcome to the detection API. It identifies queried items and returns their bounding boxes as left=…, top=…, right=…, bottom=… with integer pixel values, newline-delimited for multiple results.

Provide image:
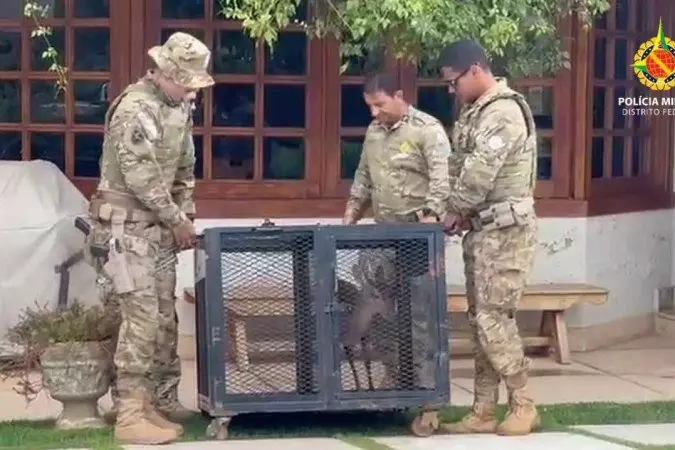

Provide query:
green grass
left=3, top=402, right=675, bottom=449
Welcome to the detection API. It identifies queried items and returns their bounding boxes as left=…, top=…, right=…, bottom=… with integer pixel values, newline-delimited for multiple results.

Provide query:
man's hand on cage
left=173, top=219, right=196, bottom=249
left=443, top=213, right=464, bottom=237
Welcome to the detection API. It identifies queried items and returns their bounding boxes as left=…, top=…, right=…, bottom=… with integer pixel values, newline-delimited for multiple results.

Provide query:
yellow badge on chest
left=399, top=140, right=413, bottom=153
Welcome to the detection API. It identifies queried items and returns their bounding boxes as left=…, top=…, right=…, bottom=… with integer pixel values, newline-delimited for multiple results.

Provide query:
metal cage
left=194, top=221, right=449, bottom=439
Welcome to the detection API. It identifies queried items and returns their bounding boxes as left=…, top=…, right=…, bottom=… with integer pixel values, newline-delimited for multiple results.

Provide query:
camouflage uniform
left=83, top=32, right=213, bottom=445
left=344, top=106, right=450, bottom=389
left=442, top=79, right=539, bottom=436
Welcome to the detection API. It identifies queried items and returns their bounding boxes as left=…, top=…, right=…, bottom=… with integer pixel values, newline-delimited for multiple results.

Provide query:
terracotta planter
left=41, top=340, right=113, bottom=429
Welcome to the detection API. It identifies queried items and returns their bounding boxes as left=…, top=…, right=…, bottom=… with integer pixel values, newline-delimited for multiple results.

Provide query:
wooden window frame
left=142, top=0, right=323, bottom=217
left=3, top=0, right=673, bottom=218
left=582, top=0, right=675, bottom=215
left=0, top=0, right=130, bottom=198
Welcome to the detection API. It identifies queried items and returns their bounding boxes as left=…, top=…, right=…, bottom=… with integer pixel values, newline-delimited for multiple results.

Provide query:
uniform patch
left=399, top=140, right=413, bottom=153
left=487, top=135, right=505, bottom=151
left=130, top=127, right=144, bottom=145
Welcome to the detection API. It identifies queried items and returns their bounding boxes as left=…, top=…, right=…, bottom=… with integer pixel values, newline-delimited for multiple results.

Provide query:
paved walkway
left=58, top=425, right=675, bottom=449
left=6, top=334, right=675, bottom=449
left=3, top=335, right=675, bottom=421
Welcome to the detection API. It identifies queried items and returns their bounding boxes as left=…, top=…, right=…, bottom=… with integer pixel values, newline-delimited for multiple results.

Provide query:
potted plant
left=4, top=301, right=119, bottom=429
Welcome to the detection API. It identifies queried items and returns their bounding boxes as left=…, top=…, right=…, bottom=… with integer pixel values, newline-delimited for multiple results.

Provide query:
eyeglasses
left=447, top=66, right=471, bottom=88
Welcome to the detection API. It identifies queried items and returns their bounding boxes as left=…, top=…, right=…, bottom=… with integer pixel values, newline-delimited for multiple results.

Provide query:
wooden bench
left=447, top=283, right=609, bottom=364
left=184, top=287, right=294, bottom=371
left=184, top=282, right=609, bottom=369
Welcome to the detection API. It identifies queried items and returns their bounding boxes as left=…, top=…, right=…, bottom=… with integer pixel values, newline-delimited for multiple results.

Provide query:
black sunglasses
left=447, top=65, right=473, bottom=88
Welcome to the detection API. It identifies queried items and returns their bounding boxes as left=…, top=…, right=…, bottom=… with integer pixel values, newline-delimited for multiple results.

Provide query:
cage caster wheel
left=206, top=417, right=231, bottom=440
left=410, top=410, right=439, bottom=437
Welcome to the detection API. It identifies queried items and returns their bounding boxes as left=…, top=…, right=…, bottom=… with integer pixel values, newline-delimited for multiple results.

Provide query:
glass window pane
left=74, top=80, right=109, bottom=124
left=263, top=137, right=304, bottom=180
left=341, top=84, right=370, bottom=128
left=631, top=137, right=643, bottom=176
left=340, top=136, right=363, bottom=180
left=264, top=85, right=305, bottom=128
left=0, top=30, right=21, bottom=71
left=211, top=136, right=254, bottom=180
left=31, top=132, right=65, bottom=172
left=162, top=0, right=205, bottom=19
left=265, top=33, right=307, bottom=75
left=594, top=12, right=607, bottom=29
left=0, top=132, right=21, bottom=160
left=74, top=0, right=109, bottom=18
left=74, top=28, right=110, bottom=71
left=31, top=27, right=64, bottom=71
left=521, top=86, right=553, bottom=129
left=416, top=87, right=454, bottom=128
left=592, top=87, right=606, bottom=129
left=31, top=81, right=65, bottom=123
left=594, top=37, right=607, bottom=79
left=537, top=137, right=552, bottom=180
left=591, top=137, right=604, bottom=179
left=613, top=87, right=627, bottom=129
left=74, top=133, right=103, bottom=177
left=193, top=135, right=204, bottom=179
left=615, top=38, right=628, bottom=80
left=611, top=137, right=624, bottom=177
left=341, top=46, right=384, bottom=77
left=615, top=0, right=629, bottom=30
left=0, top=80, right=21, bottom=123
left=212, top=83, right=255, bottom=127
left=213, top=30, right=255, bottom=74
left=161, top=28, right=205, bottom=45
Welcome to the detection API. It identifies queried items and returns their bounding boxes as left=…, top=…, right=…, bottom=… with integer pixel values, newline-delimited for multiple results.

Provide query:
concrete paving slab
left=574, top=423, right=675, bottom=446
left=603, top=335, right=674, bottom=350
left=573, top=348, right=675, bottom=376
left=374, top=432, right=633, bottom=449
left=125, top=438, right=359, bottom=450
left=451, top=374, right=663, bottom=405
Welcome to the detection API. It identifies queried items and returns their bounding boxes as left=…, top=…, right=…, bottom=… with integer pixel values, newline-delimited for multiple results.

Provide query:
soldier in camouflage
left=343, top=73, right=450, bottom=389
left=83, top=32, right=213, bottom=445
left=438, top=40, right=539, bottom=436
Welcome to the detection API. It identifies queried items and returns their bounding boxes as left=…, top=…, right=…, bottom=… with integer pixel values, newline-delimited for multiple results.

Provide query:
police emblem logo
left=632, top=18, right=675, bottom=91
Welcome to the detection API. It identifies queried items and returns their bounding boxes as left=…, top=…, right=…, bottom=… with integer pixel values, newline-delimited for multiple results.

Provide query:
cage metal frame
left=194, top=222, right=450, bottom=438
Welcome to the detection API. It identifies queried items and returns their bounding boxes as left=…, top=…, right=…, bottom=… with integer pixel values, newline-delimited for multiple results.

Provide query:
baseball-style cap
left=439, top=39, right=489, bottom=71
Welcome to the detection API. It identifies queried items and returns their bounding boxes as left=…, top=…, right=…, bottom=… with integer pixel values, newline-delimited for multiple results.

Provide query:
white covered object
left=0, top=160, right=100, bottom=354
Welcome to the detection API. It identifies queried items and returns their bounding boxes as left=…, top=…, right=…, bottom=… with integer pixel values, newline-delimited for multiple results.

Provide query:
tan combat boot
left=114, top=396, right=179, bottom=445
left=497, top=373, right=540, bottom=436
left=143, top=392, right=184, bottom=435
left=440, top=403, right=498, bottom=434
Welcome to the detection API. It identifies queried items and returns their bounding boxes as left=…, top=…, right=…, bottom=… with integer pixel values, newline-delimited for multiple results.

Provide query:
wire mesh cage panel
left=195, top=222, right=449, bottom=438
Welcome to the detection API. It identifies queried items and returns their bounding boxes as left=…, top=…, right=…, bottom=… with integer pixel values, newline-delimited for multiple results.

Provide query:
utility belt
left=86, top=191, right=164, bottom=295
left=89, top=190, right=158, bottom=223
left=468, top=199, right=534, bottom=232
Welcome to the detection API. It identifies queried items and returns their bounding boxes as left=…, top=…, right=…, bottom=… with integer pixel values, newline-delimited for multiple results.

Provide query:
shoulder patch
left=129, top=127, right=144, bottom=145
left=487, top=135, right=505, bottom=151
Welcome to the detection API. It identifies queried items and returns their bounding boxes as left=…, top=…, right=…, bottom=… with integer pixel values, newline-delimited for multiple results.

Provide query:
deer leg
left=344, top=346, right=361, bottom=390
left=362, top=337, right=374, bottom=390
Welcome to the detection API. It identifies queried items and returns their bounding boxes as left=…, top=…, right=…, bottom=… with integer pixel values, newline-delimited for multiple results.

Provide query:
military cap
left=148, top=31, right=215, bottom=89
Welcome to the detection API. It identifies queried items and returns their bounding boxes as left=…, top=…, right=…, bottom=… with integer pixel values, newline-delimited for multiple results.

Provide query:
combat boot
left=497, top=373, right=540, bottom=436
left=156, top=399, right=195, bottom=422
left=143, top=392, right=184, bottom=435
left=439, top=403, right=498, bottom=434
left=114, top=396, right=179, bottom=445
